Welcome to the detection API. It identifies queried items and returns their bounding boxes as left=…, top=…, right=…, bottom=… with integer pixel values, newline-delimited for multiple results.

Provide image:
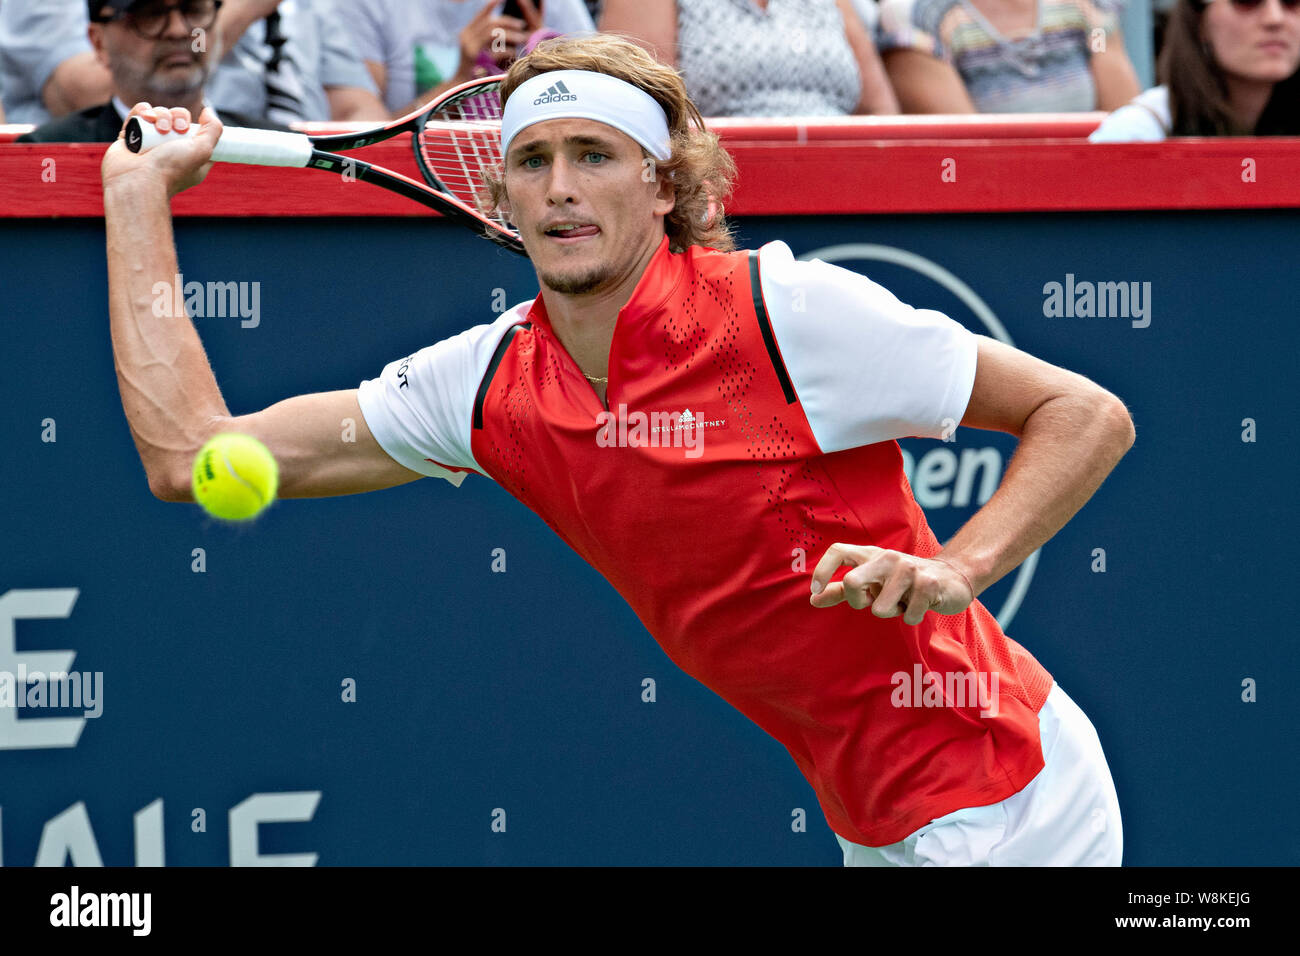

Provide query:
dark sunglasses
left=96, top=0, right=222, bottom=39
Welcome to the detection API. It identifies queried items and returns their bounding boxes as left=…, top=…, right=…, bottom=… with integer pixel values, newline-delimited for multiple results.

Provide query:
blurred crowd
left=0, top=0, right=1295, bottom=142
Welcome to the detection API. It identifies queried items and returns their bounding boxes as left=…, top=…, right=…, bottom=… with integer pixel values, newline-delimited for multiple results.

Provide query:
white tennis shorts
left=836, top=682, right=1123, bottom=866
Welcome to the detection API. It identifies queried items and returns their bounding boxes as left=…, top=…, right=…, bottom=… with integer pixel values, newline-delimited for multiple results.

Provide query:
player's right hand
left=101, top=104, right=222, bottom=197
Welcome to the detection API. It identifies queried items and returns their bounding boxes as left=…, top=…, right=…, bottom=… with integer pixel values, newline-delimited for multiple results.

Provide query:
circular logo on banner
left=797, top=243, right=1038, bottom=632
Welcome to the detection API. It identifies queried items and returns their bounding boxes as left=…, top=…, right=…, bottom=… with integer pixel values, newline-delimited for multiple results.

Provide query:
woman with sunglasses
left=1090, top=0, right=1300, bottom=140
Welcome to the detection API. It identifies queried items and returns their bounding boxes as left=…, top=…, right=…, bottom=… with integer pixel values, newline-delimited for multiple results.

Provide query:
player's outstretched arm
left=192, top=391, right=422, bottom=502
left=102, top=104, right=422, bottom=503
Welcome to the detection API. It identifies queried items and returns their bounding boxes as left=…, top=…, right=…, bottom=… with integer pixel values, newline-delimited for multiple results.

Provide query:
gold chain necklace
left=582, top=372, right=608, bottom=384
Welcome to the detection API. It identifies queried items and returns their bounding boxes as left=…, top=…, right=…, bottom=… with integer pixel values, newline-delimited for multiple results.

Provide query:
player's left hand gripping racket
left=124, top=76, right=525, bottom=255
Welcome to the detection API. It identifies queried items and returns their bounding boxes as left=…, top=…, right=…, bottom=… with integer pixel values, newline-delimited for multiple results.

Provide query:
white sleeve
left=1088, top=86, right=1170, bottom=143
left=356, top=306, right=532, bottom=485
left=757, top=240, right=978, bottom=452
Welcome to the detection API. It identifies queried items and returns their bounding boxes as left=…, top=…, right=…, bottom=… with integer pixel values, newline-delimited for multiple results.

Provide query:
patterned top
left=676, top=0, right=861, bottom=117
left=877, top=0, right=1120, bottom=113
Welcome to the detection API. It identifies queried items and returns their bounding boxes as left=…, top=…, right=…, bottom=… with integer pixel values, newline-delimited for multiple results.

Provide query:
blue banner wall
left=1, top=211, right=1294, bottom=865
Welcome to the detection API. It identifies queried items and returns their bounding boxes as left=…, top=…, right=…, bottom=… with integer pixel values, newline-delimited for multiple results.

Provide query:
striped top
left=877, top=0, right=1120, bottom=112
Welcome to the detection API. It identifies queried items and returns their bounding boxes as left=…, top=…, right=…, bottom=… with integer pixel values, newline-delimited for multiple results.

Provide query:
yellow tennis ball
left=191, top=432, right=279, bottom=521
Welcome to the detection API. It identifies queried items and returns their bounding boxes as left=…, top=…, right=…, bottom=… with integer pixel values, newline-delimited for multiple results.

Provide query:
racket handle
left=124, top=116, right=315, bottom=168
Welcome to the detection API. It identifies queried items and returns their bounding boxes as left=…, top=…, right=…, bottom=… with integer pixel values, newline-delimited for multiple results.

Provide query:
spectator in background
left=877, top=0, right=1140, bottom=113
left=1090, top=0, right=1300, bottom=140
left=600, top=0, right=899, bottom=116
left=18, top=0, right=281, bottom=142
left=341, top=0, right=594, bottom=118
left=0, top=1, right=112, bottom=124
left=205, top=0, right=388, bottom=123
left=2, top=0, right=385, bottom=126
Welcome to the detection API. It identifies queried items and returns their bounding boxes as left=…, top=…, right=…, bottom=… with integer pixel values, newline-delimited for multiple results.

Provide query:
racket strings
left=417, top=91, right=511, bottom=232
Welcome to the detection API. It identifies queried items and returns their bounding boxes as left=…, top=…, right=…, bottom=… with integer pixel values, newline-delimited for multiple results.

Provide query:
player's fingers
left=842, top=562, right=885, bottom=611
left=842, top=581, right=870, bottom=610
left=809, top=580, right=848, bottom=608
left=194, top=106, right=223, bottom=143
left=898, top=568, right=942, bottom=625
left=871, top=563, right=914, bottom=619
left=171, top=109, right=191, bottom=133
left=809, top=542, right=874, bottom=596
left=150, top=105, right=174, bottom=134
left=118, top=103, right=156, bottom=143
left=901, top=584, right=938, bottom=625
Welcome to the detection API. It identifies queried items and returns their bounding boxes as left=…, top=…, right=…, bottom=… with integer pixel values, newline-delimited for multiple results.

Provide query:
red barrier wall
left=3, top=115, right=1298, bottom=218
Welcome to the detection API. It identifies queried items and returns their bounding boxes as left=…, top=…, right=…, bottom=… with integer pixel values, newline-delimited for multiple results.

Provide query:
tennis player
left=100, top=33, right=1134, bottom=866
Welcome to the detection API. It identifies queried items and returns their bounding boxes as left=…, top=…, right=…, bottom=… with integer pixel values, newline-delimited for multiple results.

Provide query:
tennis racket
left=123, top=75, right=524, bottom=255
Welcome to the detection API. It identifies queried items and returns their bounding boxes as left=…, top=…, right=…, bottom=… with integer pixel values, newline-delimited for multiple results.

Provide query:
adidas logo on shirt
left=533, top=80, right=577, bottom=105
left=648, top=408, right=727, bottom=435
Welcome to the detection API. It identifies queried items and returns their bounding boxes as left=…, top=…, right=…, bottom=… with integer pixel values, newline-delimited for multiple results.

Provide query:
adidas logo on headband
left=533, top=80, right=577, bottom=105
left=502, top=70, right=672, bottom=161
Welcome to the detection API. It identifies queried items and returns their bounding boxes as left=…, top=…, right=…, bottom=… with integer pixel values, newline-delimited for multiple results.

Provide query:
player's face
left=502, top=118, right=675, bottom=297
left=91, top=4, right=213, bottom=104
left=1203, top=0, right=1300, bottom=84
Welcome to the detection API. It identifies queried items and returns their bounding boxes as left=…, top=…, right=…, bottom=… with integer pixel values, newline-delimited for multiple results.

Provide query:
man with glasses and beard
left=18, top=0, right=285, bottom=142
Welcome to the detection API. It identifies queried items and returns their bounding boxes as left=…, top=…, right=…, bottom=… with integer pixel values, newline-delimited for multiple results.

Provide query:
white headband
left=500, top=70, right=672, bottom=162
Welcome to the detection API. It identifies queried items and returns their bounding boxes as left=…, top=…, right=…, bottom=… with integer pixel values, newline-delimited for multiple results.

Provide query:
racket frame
left=308, top=76, right=524, bottom=254
left=125, top=75, right=526, bottom=255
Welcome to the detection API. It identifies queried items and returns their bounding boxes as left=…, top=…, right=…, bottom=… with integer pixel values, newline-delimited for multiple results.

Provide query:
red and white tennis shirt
left=357, top=235, right=1054, bottom=847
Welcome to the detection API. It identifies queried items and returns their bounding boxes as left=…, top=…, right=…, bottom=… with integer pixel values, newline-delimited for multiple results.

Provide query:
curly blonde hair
left=482, top=34, right=737, bottom=253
